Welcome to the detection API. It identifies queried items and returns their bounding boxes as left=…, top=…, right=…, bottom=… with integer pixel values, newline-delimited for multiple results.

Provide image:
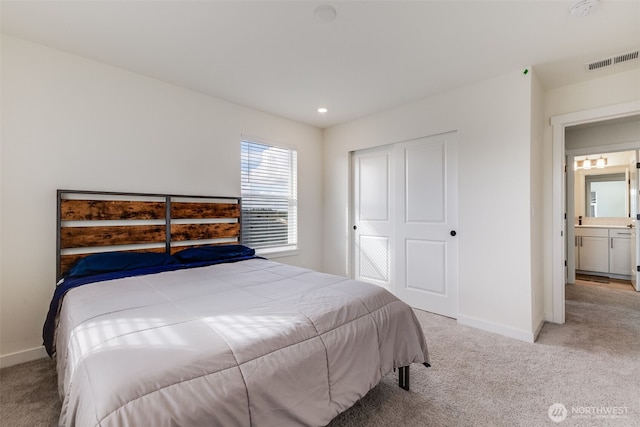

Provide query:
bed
left=44, top=190, right=430, bottom=427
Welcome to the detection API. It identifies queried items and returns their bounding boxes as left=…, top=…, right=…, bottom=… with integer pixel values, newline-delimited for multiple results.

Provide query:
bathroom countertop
left=575, top=225, right=632, bottom=229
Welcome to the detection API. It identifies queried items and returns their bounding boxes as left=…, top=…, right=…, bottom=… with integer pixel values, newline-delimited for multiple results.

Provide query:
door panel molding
left=405, top=238, right=447, bottom=295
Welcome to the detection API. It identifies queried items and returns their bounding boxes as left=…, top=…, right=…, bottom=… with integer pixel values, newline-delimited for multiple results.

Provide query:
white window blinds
left=241, top=140, right=298, bottom=252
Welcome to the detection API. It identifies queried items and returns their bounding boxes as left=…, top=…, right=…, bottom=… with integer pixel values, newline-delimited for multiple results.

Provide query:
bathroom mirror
left=584, top=173, right=627, bottom=217
left=574, top=151, right=635, bottom=219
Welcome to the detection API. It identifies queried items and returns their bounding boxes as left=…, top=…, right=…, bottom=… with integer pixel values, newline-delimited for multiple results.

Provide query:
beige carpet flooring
left=1, top=283, right=639, bottom=426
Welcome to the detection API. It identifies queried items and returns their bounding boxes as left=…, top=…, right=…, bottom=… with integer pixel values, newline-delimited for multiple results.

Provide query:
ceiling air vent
left=585, top=49, right=640, bottom=71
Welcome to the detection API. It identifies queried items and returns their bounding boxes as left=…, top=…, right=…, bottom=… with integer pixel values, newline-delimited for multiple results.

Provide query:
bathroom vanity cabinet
left=609, top=229, right=633, bottom=275
left=575, top=227, right=608, bottom=273
left=575, top=226, right=632, bottom=277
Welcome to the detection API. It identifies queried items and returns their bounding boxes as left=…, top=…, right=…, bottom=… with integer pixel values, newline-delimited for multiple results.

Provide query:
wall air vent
left=585, top=49, right=640, bottom=71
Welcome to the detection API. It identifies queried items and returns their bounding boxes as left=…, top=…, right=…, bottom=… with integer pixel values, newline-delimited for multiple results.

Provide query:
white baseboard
left=532, top=317, right=546, bottom=342
left=457, top=315, right=537, bottom=343
left=0, top=346, right=48, bottom=369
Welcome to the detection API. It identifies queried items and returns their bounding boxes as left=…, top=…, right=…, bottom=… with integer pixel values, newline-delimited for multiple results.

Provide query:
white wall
left=0, top=35, right=323, bottom=365
left=566, top=118, right=640, bottom=150
left=542, top=68, right=640, bottom=320
left=545, top=69, right=640, bottom=118
left=323, top=69, right=537, bottom=341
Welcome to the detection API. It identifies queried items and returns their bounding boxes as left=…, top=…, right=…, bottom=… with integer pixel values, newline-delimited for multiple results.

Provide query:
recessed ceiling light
left=317, top=107, right=328, bottom=114
left=314, top=5, right=337, bottom=23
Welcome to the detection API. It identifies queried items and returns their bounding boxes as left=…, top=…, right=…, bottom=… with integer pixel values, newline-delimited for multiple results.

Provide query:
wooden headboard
left=57, top=190, right=241, bottom=279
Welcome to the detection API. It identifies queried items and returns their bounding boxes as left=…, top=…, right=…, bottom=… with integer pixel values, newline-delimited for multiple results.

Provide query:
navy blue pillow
left=66, top=251, right=179, bottom=279
left=174, top=244, right=255, bottom=263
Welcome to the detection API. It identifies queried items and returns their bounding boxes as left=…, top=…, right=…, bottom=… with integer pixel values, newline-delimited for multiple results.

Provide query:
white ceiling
left=1, top=1, right=639, bottom=129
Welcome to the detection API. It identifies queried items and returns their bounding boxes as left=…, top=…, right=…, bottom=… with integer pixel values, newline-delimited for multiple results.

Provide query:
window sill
left=255, top=247, right=300, bottom=259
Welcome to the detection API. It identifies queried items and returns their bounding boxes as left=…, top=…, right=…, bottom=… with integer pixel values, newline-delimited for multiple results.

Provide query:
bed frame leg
left=397, top=363, right=430, bottom=391
left=398, top=366, right=410, bottom=391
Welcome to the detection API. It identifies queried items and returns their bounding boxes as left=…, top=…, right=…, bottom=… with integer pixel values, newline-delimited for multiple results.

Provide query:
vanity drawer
left=609, top=229, right=633, bottom=238
left=575, top=227, right=608, bottom=237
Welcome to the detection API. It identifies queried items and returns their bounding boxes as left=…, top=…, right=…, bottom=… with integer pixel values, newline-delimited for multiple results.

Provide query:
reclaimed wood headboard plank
left=170, top=223, right=240, bottom=241
left=61, top=225, right=166, bottom=249
left=171, top=202, right=240, bottom=219
left=61, top=200, right=166, bottom=221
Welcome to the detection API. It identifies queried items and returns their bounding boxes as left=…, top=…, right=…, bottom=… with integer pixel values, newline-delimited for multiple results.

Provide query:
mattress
left=54, top=258, right=429, bottom=426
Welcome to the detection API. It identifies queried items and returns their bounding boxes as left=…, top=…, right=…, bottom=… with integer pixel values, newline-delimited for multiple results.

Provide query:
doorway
left=552, top=101, right=640, bottom=324
left=566, top=149, right=637, bottom=287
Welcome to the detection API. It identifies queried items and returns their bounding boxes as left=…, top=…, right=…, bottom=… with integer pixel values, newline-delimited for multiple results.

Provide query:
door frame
left=551, top=100, right=640, bottom=323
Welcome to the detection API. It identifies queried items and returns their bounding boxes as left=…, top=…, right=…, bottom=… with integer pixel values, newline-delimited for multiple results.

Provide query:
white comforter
left=56, top=258, right=429, bottom=426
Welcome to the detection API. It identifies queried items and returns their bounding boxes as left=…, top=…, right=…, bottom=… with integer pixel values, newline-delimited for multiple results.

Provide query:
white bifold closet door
left=352, top=132, right=459, bottom=318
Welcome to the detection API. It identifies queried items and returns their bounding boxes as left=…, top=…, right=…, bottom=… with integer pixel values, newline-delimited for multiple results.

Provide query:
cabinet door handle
left=611, top=237, right=613, bottom=249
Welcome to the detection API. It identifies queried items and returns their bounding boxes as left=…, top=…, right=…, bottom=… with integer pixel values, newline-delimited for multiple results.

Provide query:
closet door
left=352, top=132, right=459, bottom=318
left=395, top=133, right=459, bottom=318
left=352, top=146, right=394, bottom=291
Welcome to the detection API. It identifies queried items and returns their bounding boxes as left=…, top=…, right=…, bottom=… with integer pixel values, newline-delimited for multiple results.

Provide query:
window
left=241, top=139, right=298, bottom=252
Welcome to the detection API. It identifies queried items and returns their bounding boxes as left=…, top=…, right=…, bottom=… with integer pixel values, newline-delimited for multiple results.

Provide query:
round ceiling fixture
left=317, top=107, right=328, bottom=114
left=314, top=5, right=337, bottom=23
left=569, top=0, right=598, bottom=17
